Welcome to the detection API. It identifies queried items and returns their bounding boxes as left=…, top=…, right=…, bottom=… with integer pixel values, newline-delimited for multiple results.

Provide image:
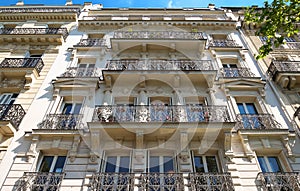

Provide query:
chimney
left=208, top=3, right=215, bottom=10
left=65, top=0, right=73, bottom=5
left=16, top=0, right=24, bottom=6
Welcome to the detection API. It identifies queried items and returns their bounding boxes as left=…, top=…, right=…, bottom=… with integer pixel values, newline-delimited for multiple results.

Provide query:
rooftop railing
left=0, top=104, right=25, bottom=129
left=0, top=7, right=80, bottom=13
left=0, top=58, right=44, bottom=74
left=113, top=31, right=205, bottom=40
left=106, top=59, right=214, bottom=71
left=93, top=105, right=230, bottom=123
left=0, top=28, right=69, bottom=40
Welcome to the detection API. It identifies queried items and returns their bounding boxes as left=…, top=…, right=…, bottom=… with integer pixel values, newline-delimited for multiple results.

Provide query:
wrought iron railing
left=60, top=67, right=101, bottom=78
left=235, top=114, right=282, bottom=130
left=188, top=173, right=234, bottom=191
left=106, top=59, right=214, bottom=71
left=0, top=58, right=44, bottom=74
left=82, top=14, right=230, bottom=21
left=208, top=40, right=241, bottom=47
left=0, top=7, right=80, bottom=13
left=38, top=114, right=83, bottom=130
left=74, top=39, right=106, bottom=47
left=0, top=104, right=25, bottom=129
left=93, top=105, right=230, bottom=123
left=16, top=172, right=64, bottom=191
left=90, top=173, right=135, bottom=191
left=0, top=28, right=69, bottom=40
left=276, top=42, right=300, bottom=50
left=267, top=61, right=300, bottom=80
left=113, top=31, right=205, bottom=40
left=258, top=172, right=300, bottom=191
left=220, top=68, right=254, bottom=78
left=139, top=173, right=184, bottom=191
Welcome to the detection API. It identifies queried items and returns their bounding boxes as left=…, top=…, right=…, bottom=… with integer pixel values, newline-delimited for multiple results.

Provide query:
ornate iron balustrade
left=60, top=67, right=101, bottom=78
left=0, top=58, right=44, bottom=74
left=220, top=67, right=254, bottom=78
left=139, top=173, right=184, bottom=191
left=235, top=114, right=282, bottom=130
left=38, top=114, right=83, bottom=130
left=0, top=104, right=25, bottom=129
left=82, top=14, right=230, bottom=21
left=106, top=59, right=214, bottom=71
left=93, top=105, right=230, bottom=123
left=113, top=31, right=205, bottom=40
left=90, top=173, right=135, bottom=191
left=258, top=172, right=300, bottom=191
left=208, top=40, right=241, bottom=47
left=16, top=172, right=64, bottom=191
left=0, top=7, right=80, bottom=13
left=267, top=61, right=300, bottom=80
left=74, top=39, right=106, bottom=47
left=0, top=28, right=68, bottom=40
left=188, top=173, right=234, bottom=191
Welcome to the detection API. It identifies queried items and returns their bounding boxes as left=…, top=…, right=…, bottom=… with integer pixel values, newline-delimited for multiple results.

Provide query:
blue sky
left=0, top=0, right=267, bottom=7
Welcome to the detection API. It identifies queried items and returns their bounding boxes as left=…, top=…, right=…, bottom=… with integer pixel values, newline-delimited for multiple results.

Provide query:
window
left=149, top=97, right=172, bottom=122
left=61, top=103, right=82, bottom=115
left=193, top=155, right=219, bottom=173
left=148, top=156, right=175, bottom=173
left=39, top=156, right=67, bottom=173
left=257, top=156, right=282, bottom=173
left=237, top=103, right=258, bottom=115
left=104, top=156, right=131, bottom=173
left=0, top=93, right=18, bottom=105
left=237, top=102, right=262, bottom=129
left=77, top=64, right=95, bottom=77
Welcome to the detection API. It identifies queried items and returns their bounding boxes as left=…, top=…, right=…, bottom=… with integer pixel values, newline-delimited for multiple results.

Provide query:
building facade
left=0, top=2, right=299, bottom=191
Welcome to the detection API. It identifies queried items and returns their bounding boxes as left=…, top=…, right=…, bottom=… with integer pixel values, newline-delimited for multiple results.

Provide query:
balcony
left=235, top=114, right=282, bottom=130
left=74, top=39, right=106, bottom=47
left=267, top=60, right=300, bottom=89
left=220, top=68, right=255, bottom=78
left=188, top=173, right=234, bottom=191
left=37, top=114, right=83, bottom=130
left=277, top=42, right=300, bottom=50
left=103, top=59, right=216, bottom=88
left=59, top=67, right=102, bottom=78
left=106, top=59, right=213, bottom=71
left=258, top=172, right=300, bottom=191
left=93, top=105, right=230, bottom=123
left=0, top=104, right=26, bottom=130
left=110, top=31, right=206, bottom=51
left=0, top=28, right=68, bottom=44
left=0, top=58, right=44, bottom=73
left=139, top=173, right=184, bottom=190
left=90, top=173, right=135, bottom=191
left=208, top=39, right=242, bottom=49
left=16, top=172, right=64, bottom=191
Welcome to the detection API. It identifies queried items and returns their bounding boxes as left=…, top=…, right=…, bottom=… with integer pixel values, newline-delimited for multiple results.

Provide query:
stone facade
left=0, top=2, right=299, bottom=191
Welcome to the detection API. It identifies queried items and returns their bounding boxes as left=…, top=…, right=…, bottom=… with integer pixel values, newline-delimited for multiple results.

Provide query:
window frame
left=37, top=155, right=67, bottom=173
left=191, top=151, right=220, bottom=173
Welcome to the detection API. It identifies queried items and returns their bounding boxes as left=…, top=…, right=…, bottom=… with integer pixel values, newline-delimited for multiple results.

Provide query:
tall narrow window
left=193, top=155, right=219, bottom=173
left=0, top=93, right=18, bottom=105
left=104, top=156, right=130, bottom=173
left=257, top=156, right=282, bottom=173
left=237, top=102, right=261, bottom=129
left=62, top=103, right=82, bottom=115
left=148, top=156, right=175, bottom=173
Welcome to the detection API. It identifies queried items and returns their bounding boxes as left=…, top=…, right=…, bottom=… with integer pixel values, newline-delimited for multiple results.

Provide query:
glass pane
left=149, top=156, right=160, bottom=172
left=206, top=156, right=218, bottom=172
left=194, top=156, right=205, bottom=173
left=0, top=94, right=12, bottom=104
left=163, top=156, right=174, bottom=173
left=73, top=104, right=82, bottom=114
left=246, top=103, right=258, bottom=114
left=79, top=64, right=87, bottom=68
left=119, top=156, right=130, bottom=172
left=63, top=103, right=73, bottom=114
left=268, top=157, right=282, bottom=173
left=53, top=156, right=66, bottom=173
left=258, top=157, right=268, bottom=173
left=39, top=156, right=54, bottom=172
left=237, top=103, right=246, bottom=114
left=105, top=156, right=117, bottom=172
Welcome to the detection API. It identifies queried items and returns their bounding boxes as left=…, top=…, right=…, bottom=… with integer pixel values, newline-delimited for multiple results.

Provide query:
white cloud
left=167, top=0, right=173, bottom=8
